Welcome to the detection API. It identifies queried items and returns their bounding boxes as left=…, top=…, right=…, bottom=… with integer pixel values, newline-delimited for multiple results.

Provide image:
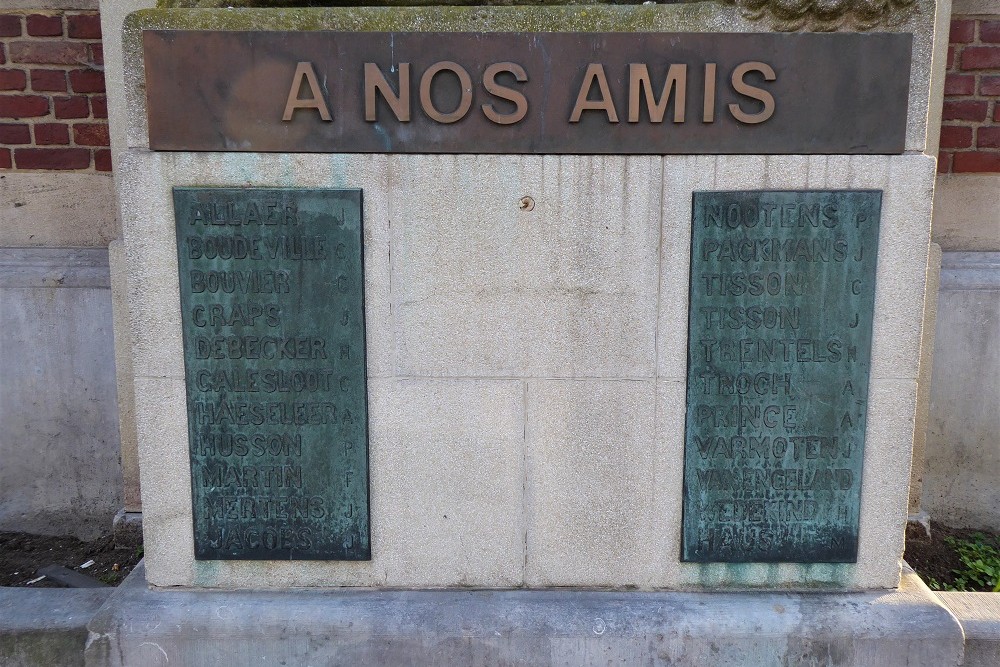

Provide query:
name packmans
left=282, top=59, right=776, bottom=127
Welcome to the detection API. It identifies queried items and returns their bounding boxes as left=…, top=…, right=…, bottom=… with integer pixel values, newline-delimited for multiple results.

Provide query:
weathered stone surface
left=388, top=154, right=660, bottom=379
left=0, top=249, right=123, bottom=540
left=108, top=240, right=141, bottom=513
left=937, top=591, right=1000, bottom=667
left=923, top=253, right=1000, bottom=530
left=524, top=379, right=658, bottom=587
left=933, top=175, right=1000, bottom=252
left=84, top=563, right=964, bottom=667
left=722, top=0, right=917, bottom=31
left=0, top=173, right=117, bottom=248
left=117, top=148, right=933, bottom=588
left=908, top=242, right=941, bottom=516
left=0, top=587, right=111, bottom=667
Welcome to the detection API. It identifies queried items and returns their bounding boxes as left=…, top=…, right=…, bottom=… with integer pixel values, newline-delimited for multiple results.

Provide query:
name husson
left=282, top=59, right=776, bottom=126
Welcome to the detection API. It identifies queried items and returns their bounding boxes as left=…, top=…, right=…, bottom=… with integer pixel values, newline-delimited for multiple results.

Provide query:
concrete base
left=83, top=564, right=964, bottom=667
left=937, top=592, right=1000, bottom=667
left=0, top=588, right=112, bottom=667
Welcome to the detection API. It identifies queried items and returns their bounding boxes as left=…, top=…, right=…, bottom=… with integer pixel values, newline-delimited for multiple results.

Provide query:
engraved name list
left=682, top=190, right=881, bottom=563
left=174, top=188, right=371, bottom=561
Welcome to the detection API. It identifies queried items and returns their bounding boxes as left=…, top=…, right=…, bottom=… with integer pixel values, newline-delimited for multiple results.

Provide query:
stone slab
left=953, top=0, right=1000, bottom=15
left=932, top=175, right=1000, bottom=252
left=84, top=563, right=964, bottom=667
left=0, top=248, right=123, bottom=540
left=908, top=242, right=942, bottom=515
left=388, top=154, right=660, bottom=379
left=937, top=591, right=1000, bottom=667
left=0, top=173, right=117, bottom=248
left=923, top=252, right=1000, bottom=530
left=118, top=148, right=932, bottom=588
left=0, top=587, right=111, bottom=667
left=524, top=379, right=659, bottom=588
left=108, top=240, right=141, bottom=513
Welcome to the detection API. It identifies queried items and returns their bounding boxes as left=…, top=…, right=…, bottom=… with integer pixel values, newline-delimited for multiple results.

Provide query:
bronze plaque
left=681, top=190, right=881, bottom=563
left=143, top=31, right=911, bottom=154
left=175, top=187, right=370, bottom=561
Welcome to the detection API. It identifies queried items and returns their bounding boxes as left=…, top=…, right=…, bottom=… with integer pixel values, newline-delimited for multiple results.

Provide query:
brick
left=33, top=122, right=68, bottom=145
left=30, top=68, right=66, bottom=92
left=53, top=95, right=87, bottom=119
left=981, top=76, right=1000, bottom=96
left=0, top=44, right=6, bottom=66
left=938, top=152, right=952, bottom=174
left=950, top=19, right=976, bottom=44
left=26, top=14, right=63, bottom=37
left=953, top=152, right=1000, bottom=173
left=947, top=46, right=955, bottom=70
left=0, top=68, right=27, bottom=91
left=942, top=100, right=988, bottom=122
left=981, top=21, right=1000, bottom=43
left=13, top=147, right=89, bottom=170
left=0, top=95, right=49, bottom=118
left=962, top=47, right=1000, bottom=70
left=68, top=68, right=104, bottom=93
left=978, top=127, right=1000, bottom=149
left=995, top=105, right=1000, bottom=123
left=0, top=148, right=10, bottom=169
left=89, top=44, right=103, bottom=67
left=0, top=15, right=22, bottom=38
left=0, top=122, right=30, bottom=144
left=945, top=73, right=975, bottom=96
left=67, top=14, right=101, bottom=40
left=8, top=41, right=88, bottom=66
left=94, top=148, right=111, bottom=172
left=940, top=125, right=974, bottom=149
left=73, top=122, right=108, bottom=146
left=90, top=95, right=106, bottom=119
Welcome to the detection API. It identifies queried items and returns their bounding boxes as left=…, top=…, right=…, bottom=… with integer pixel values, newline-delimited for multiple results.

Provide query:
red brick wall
left=0, top=10, right=108, bottom=171
left=940, top=17, right=1000, bottom=173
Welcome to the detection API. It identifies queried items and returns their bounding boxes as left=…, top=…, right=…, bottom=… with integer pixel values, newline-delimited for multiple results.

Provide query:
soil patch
left=2, top=522, right=995, bottom=590
left=905, top=521, right=1000, bottom=592
left=0, top=532, right=142, bottom=588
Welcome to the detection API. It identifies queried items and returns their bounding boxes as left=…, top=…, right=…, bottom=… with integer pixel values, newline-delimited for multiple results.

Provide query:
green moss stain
left=129, top=4, right=727, bottom=36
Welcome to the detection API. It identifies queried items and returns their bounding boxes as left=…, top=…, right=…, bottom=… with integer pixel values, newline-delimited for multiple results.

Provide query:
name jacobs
left=283, top=59, right=777, bottom=126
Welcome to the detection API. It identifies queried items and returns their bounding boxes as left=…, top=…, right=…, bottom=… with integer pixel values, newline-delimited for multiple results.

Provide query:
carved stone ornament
left=720, top=0, right=919, bottom=31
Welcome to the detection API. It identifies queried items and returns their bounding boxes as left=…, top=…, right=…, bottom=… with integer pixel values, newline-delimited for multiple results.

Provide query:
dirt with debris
left=0, top=532, right=142, bottom=588
left=1, top=522, right=995, bottom=590
left=904, top=521, right=1000, bottom=591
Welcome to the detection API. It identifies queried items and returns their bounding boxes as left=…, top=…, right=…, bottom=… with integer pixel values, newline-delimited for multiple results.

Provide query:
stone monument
left=85, top=0, right=965, bottom=664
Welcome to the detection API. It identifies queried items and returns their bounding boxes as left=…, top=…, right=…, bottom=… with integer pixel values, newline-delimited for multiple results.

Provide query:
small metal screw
left=519, top=196, right=535, bottom=211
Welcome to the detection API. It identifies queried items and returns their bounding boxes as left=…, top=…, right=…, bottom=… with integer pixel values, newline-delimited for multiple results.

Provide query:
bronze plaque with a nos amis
left=143, top=31, right=911, bottom=155
left=682, top=190, right=880, bottom=563
left=175, top=187, right=370, bottom=561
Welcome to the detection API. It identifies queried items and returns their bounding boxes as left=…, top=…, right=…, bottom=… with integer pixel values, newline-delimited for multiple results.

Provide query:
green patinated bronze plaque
left=174, top=187, right=370, bottom=561
left=682, top=190, right=881, bottom=563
